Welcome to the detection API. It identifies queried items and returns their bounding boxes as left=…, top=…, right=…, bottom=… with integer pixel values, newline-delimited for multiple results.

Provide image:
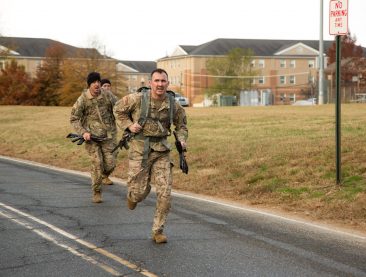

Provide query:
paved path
left=1, top=156, right=366, bottom=276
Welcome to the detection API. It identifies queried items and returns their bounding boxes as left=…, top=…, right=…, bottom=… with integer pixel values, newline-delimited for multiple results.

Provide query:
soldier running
left=114, top=68, right=188, bottom=243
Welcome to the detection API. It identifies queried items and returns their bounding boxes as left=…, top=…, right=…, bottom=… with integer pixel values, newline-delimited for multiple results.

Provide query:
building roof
left=179, top=45, right=197, bottom=54
left=118, top=60, right=157, bottom=73
left=0, top=36, right=102, bottom=58
left=181, top=38, right=336, bottom=56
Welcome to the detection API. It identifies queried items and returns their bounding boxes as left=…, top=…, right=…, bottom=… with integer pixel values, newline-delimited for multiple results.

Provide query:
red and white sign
left=329, top=0, right=349, bottom=35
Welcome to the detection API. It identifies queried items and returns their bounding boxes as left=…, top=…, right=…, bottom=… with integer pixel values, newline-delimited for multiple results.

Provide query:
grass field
left=1, top=104, right=366, bottom=231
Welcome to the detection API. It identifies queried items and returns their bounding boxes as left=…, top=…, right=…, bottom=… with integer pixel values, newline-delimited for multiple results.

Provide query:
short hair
left=151, top=68, right=168, bottom=79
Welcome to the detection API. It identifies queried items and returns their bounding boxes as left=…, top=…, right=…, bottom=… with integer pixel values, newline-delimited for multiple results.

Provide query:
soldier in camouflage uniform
left=70, top=72, right=118, bottom=203
left=114, top=68, right=188, bottom=243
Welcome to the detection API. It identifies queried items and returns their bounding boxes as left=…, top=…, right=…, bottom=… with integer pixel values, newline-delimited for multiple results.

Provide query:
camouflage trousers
left=85, top=138, right=117, bottom=192
left=128, top=150, right=172, bottom=235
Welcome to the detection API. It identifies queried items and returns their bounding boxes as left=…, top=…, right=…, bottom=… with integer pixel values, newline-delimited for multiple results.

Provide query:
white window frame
left=258, top=59, right=265, bottom=68
left=289, top=75, right=296, bottom=84
left=280, top=93, right=286, bottom=102
left=280, top=76, right=286, bottom=84
left=289, top=93, right=296, bottom=103
left=308, top=75, right=315, bottom=84
left=258, top=76, right=265, bottom=84
left=280, top=59, right=286, bottom=68
left=308, top=60, right=315, bottom=68
left=290, top=60, right=296, bottom=68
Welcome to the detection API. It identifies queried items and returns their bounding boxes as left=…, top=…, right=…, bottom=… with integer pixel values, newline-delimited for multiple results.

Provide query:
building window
left=289, top=75, right=296, bottom=84
left=280, top=59, right=286, bottom=68
left=280, top=76, right=286, bottom=84
left=258, top=59, right=265, bottom=68
left=289, top=93, right=296, bottom=103
left=308, top=75, right=315, bottom=84
left=258, top=76, right=265, bottom=84
left=140, top=77, right=146, bottom=86
left=308, top=60, right=315, bottom=68
left=280, top=93, right=286, bottom=102
left=290, top=60, right=296, bottom=68
left=0, top=61, right=4, bottom=70
left=251, top=60, right=255, bottom=67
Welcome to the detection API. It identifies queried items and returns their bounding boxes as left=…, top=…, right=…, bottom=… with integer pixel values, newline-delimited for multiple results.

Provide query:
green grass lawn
left=1, top=104, right=366, bottom=230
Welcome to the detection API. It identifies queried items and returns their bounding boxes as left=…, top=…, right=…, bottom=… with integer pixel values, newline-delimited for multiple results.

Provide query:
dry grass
left=1, top=104, right=366, bottom=230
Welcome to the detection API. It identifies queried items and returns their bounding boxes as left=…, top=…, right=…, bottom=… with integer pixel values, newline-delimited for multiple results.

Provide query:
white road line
left=173, top=192, right=366, bottom=241
left=0, top=209, right=121, bottom=276
left=0, top=202, right=158, bottom=277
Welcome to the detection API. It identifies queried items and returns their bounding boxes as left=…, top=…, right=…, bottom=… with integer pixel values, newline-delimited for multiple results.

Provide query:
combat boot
left=93, top=191, right=102, bottom=203
left=102, top=176, right=113, bottom=186
left=127, top=197, right=137, bottom=210
left=152, top=233, right=167, bottom=244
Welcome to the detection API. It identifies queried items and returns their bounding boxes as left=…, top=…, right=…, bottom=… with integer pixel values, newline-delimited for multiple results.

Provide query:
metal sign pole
left=335, top=35, right=341, bottom=184
left=319, top=0, right=324, bottom=105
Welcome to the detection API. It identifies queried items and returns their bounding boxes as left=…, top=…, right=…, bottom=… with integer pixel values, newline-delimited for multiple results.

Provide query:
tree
left=31, top=43, right=66, bottom=105
left=0, top=60, right=35, bottom=105
left=58, top=37, right=124, bottom=106
left=205, top=48, right=257, bottom=98
left=327, top=33, right=363, bottom=65
left=326, top=33, right=365, bottom=85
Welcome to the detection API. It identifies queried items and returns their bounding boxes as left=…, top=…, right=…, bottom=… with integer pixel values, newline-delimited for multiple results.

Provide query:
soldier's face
left=150, top=72, right=169, bottom=99
left=90, top=80, right=101, bottom=97
left=102, top=83, right=111, bottom=91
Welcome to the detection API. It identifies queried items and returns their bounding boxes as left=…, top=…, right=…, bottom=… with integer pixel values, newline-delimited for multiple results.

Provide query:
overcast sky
left=1, top=0, right=365, bottom=61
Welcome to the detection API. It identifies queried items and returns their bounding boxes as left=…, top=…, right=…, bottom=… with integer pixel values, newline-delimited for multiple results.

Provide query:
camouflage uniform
left=114, top=91, right=188, bottom=235
left=70, top=89, right=118, bottom=193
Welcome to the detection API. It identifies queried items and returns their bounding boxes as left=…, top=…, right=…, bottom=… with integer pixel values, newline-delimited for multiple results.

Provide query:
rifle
left=66, top=133, right=107, bottom=145
left=173, top=131, right=188, bottom=174
left=111, top=131, right=133, bottom=153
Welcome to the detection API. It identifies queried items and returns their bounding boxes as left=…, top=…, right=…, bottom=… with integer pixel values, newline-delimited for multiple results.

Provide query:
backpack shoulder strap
left=138, top=90, right=150, bottom=127
left=167, top=91, right=175, bottom=127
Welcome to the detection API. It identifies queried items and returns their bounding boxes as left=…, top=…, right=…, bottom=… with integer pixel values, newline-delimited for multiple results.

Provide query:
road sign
left=329, top=0, right=349, bottom=35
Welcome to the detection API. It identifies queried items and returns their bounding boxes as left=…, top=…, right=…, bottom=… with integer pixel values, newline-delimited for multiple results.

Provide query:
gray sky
left=1, top=0, right=364, bottom=61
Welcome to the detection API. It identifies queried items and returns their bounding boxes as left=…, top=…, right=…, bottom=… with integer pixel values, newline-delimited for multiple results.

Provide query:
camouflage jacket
left=114, top=91, right=188, bottom=152
left=70, top=89, right=118, bottom=139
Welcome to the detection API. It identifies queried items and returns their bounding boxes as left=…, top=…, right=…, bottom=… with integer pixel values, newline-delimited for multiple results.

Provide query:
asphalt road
left=1, top=156, right=366, bottom=277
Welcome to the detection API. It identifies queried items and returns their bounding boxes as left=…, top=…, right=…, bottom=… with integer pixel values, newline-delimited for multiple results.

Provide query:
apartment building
left=157, top=38, right=335, bottom=106
left=116, top=60, right=157, bottom=93
left=0, top=36, right=111, bottom=77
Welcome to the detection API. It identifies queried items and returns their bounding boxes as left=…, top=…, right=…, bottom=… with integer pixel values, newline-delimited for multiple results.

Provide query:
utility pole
left=318, top=0, right=325, bottom=105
